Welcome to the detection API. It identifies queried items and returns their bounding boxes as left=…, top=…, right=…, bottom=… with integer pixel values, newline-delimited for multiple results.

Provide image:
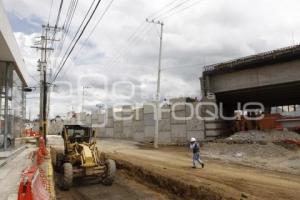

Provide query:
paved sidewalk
left=0, top=147, right=34, bottom=200
left=0, top=146, right=27, bottom=168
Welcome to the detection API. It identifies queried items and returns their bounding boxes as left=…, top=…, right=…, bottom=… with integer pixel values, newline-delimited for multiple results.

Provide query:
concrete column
left=204, top=75, right=211, bottom=97
left=200, top=77, right=205, bottom=97
left=3, top=62, right=10, bottom=150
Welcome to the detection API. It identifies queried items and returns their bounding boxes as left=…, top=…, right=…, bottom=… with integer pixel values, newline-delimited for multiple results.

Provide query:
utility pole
left=32, top=24, right=61, bottom=143
left=146, top=18, right=164, bottom=149
left=82, top=86, right=90, bottom=113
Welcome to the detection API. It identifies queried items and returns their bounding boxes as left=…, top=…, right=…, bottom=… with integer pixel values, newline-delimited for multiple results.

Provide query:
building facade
left=0, top=1, right=29, bottom=149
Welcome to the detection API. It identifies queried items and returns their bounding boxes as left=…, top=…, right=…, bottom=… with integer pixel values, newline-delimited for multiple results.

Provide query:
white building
left=0, top=1, right=29, bottom=149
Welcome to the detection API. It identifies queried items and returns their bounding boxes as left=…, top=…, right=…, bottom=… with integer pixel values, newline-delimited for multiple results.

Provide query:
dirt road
left=97, top=139, right=300, bottom=200
left=56, top=170, right=170, bottom=200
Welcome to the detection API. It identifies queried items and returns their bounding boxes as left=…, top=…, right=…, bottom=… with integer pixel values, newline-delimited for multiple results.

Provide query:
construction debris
left=225, top=130, right=300, bottom=143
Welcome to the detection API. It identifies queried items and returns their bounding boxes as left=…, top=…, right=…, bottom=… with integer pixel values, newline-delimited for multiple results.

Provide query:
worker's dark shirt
left=190, top=142, right=200, bottom=153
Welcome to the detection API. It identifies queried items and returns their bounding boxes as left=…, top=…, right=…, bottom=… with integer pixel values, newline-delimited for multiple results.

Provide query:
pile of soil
left=204, top=143, right=296, bottom=159
left=203, top=140, right=300, bottom=174
left=225, top=130, right=300, bottom=143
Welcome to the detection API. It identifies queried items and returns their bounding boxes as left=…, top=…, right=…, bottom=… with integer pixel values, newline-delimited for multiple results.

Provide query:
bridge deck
left=203, top=44, right=300, bottom=75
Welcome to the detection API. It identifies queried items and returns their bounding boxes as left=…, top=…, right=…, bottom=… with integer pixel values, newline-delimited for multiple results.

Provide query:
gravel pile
left=226, top=130, right=300, bottom=143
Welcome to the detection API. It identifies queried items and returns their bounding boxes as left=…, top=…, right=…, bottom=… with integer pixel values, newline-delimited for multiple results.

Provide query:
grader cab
left=53, top=124, right=116, bottom=190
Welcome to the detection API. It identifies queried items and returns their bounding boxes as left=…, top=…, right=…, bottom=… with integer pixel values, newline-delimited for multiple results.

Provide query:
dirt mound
left=226, top=130, right=300, bottom=143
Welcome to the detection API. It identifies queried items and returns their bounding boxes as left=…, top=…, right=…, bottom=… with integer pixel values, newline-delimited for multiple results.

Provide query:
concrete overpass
left=200, top=44, right=300, bottom=114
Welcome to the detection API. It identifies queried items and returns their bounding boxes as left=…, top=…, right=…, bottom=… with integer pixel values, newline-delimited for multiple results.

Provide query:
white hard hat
left=190, top=137, right=196, bottom=142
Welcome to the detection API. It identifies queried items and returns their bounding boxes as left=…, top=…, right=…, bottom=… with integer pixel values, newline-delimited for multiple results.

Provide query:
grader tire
left=55, top=153, right=64, bottom=172
left=102, top=159, right=116, bottom=186
left=59, top=163, right=73, bottom=190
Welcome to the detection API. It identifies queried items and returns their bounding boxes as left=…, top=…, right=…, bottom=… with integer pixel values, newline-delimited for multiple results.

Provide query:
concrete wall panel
left=171, top=104, right=186, bottom=112
left=144, top=126, right=155, bottom=138
left=143, top=104, right=155, bottom=114
left=171, top=124, right=186, bottom=138
left=133, top=132, right=144, bottom=142
left=205, top=130, right=222, bottom=137
left=133, top=108, right=144, bottom=121
left=159, top=119, right=171, bottom=131
left=105, top=128, right=114, bottom=138
left=171, top=111, right=186, bottom=124
left=132, top=121, right=144, bottom=132
left=113, top=112, right=123, bottom=121
left=186, top=118, right=204, bottom=131
left=144, top=113, right=155, bottom=126
left=107, top=108, right=113, bottom=118
left=205, top=122, right=222, bottom=129
left=105, top=118, right=114, bottom=128
left=113, top=121, right=123, bottom=133
left=161, top=110, right=171, bottom=119
left=123, top=119, right=133, bottom=127
left=95, top=127, right=106, bottom=138
left=187, top=131, right=205, bottom=141
left=159, top=131, right=172, bottom=144
left=123, top=127, right=133, bottom=138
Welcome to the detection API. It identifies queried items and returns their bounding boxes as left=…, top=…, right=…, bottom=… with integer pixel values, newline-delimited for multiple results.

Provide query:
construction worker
left=190, top=137, right=204, bottom=168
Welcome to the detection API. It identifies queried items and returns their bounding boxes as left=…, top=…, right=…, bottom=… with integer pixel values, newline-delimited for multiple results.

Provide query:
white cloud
left=3, top=0, right=300, bottom=118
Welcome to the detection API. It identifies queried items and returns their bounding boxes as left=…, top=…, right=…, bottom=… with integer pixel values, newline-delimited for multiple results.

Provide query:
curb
left=0, top=145, right=27, bottom=168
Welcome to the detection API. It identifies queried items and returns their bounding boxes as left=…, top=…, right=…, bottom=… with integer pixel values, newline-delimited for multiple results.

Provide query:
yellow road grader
left=52, top=124, right=116, bottom=190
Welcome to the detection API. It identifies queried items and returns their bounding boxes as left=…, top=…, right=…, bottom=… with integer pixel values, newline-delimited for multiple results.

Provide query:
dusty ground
left=97, top=139, right=300, bottom=200
left=203, top=142, right=300, bottom=174
left=206, top=130, right=300, bottom=174
left=55, top=170, right=171, bottom=200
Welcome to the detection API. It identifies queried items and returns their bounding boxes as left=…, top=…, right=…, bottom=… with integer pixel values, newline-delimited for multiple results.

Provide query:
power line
left=49, top=0, right=64, bottom=49
left=95, top=0, right=192, bottom=71
left=56, top=0, right=199, bottom=79
left=104, top=0, right=185, bottom=63
left=52, top=0, right=103, bottom=83
left=47, top=0, right=54, bottom=24
left=55, top=0, right=77, bottom=53
left=101, top=25, right=153, bottom=71
left=161, top=0, right=202, bottom=20
left=59, top=0, right=114, bottom=79
left=74, top=0, right=114, bottom=58
left=108, top=0, right=202, bottom=69
left=147, top=0, right=183, bottom=19
left=60, top=0, right=78, bottom=49
left=153, top=0, right=192, bottom=20
left=61, top=0, right=75, bottom=31
left=54, top=0, right=64, bottom=28
left=52, top=0, right=96, bottom=78
left=46, top=0, right=65, bottom=70
left=52, top=0, right=78, bottom=72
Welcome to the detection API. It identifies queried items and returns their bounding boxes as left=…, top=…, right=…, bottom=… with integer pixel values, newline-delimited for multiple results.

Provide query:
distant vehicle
left=0, top=134, right=12, bottom=148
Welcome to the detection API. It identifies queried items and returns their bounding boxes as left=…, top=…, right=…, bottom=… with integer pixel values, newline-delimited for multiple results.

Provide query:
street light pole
left=82, top=86, right=89, bottom=113
left=146, top=18, right=164, bottom=149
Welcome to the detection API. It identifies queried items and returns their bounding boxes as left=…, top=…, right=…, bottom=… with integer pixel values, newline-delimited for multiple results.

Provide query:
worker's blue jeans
left=193, top=152, right=203, bottom=167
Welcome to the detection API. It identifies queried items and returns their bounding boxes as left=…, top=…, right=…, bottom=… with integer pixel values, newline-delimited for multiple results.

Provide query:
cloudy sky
left=2, top=0, right=300, bottom=118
